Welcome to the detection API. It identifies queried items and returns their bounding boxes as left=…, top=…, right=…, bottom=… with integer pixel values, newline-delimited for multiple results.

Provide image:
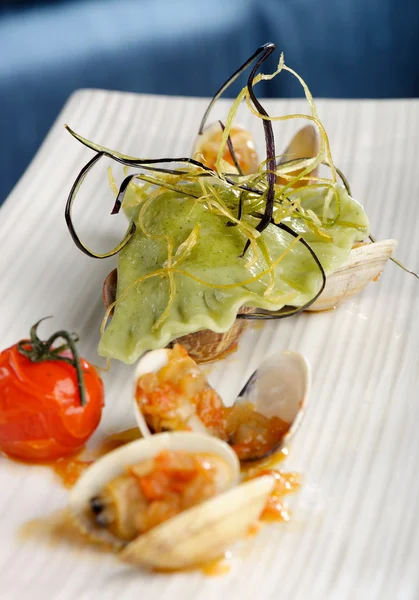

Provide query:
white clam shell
left=238, top=350, right=310, bottom=451
left=277, top=124, right=320, bottom=185
left=307, top=239, right=397, bottom=312
left=120, top=474, right=274, bottom=570
left=69, top=432, right=240, bottom=550
left=132, top=348, right=170, bottom=438
left=132, top=348, right=209, bottom=437
left=133, top=348, right=310, bottom=458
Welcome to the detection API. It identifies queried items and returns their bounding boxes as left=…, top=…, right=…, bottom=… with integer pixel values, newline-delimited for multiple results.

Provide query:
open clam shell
left=277, top=124, right=320, bottom=187
left=69, top=431, right=274, bottom=570
left=132, top=348, right=209, bottom=439
left=194, top=122, right=320, bottom=186
left=306, top=239, right=397, bottom=312
left=133, top=347, right=310, bottom=461
left=235, top=350, right=310, bottom=456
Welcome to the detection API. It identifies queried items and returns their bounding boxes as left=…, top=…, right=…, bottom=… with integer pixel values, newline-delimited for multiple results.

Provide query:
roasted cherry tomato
left=0, top=319, right=104, bottom=461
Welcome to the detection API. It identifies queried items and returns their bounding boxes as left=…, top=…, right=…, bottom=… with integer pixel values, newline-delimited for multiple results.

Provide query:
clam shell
left=102, top=268, right=117, bottom=315
left=133, top=347, right=217, bottom=439
left=192, top=122, right=260, bottom=175
left=307, top=239, right=397, bottom=312
left=133, top=348, right=310, bottom=460
left=120, top=475, right=274, bottom=570
left=277, top=124, right=320, bottom=188
left=132, top=348, right=173, bottom=439
left=237, top=350, right=310, bottom=454
left=69, top=432, right=240, bottom=549
left=172, top=306, right=255, bottom=362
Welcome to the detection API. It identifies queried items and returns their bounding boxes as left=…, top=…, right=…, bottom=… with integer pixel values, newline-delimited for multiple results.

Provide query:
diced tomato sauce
left=196, top=389, right=227, bottom=434
left=52, top=456, right=93, bottom=488
left=127, top=450, right=217, bottom=533
left=136, top=344, right=291, bottom=460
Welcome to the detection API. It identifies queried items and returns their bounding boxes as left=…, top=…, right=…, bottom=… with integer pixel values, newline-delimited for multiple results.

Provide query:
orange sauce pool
left=3, top=428, right=143, bottom=489
left=258, top=470, right=301, bottom=522
left=243, top=450, right=301, bottom=524
left=199, top=554, right=232, bottom=577
left=52, top=427, right=142, bottom=488
left=52, top=456, right=93, bottom=488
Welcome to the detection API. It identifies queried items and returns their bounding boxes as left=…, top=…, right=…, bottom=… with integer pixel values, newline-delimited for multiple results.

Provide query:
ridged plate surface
left=0, top=90, right=418, bottom=600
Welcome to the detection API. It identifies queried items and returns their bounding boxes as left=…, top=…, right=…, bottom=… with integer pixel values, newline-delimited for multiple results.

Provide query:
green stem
left=17, top=318, right=87, bottom=406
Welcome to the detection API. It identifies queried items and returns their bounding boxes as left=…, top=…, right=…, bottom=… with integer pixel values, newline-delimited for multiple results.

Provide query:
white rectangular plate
left=1, top=90, right=418, bottom=600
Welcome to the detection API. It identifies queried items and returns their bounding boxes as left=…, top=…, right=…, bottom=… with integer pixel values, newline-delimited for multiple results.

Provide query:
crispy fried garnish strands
left=70, top=43, right=418, bottom=332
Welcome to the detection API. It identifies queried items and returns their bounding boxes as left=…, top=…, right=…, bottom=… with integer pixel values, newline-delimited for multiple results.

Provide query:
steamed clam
left=193, top=121, right=260, bottom=175
left=132, top=344, right=310, bottom=461
left=276, top=123, right=320, bottom=187
left=70, top=431, right=275, bottom=570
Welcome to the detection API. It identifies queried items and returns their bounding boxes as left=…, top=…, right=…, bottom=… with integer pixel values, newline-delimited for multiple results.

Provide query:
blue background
left=1, top=0, right=418, bottom=204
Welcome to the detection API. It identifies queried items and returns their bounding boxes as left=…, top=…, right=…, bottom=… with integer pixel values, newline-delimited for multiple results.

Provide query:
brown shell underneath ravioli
left=171, top=306, right=255, bottom=362
left=102, top=269, right=255, bottom=363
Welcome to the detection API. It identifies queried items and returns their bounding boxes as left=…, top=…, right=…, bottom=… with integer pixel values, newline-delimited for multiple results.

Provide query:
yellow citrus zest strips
left=167, top=224, right=201, bottom=268
left=101, top=228, right=303, bottom=336
left=153, top=237, right=175, bottom=331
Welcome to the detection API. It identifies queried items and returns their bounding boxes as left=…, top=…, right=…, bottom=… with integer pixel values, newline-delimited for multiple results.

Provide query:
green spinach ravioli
left=98, top=183, right=369, bottom=364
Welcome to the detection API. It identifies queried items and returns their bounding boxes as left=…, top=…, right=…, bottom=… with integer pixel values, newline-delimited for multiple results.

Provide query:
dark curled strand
left=111, top=171, right=201, bottom=215
left=318, top=160, right=352, bottom=196
left=237, top=191, right=244, bottom=221
left=219, top=120, right=244, bottom=176
left=66, top=125, right=265, bottom=194
left=65, top=151, right=136, bottom=259
left=111, top=163, right=234, bottom=181
left=198, top=43, right=276, bottom=134
left=134, top=163, right=264, bottom=196
left=241, top=43, right=277, bottom=256
left=126, top=165, right=265, bottom=197
left=320, top=159, right=419, bottom=280
left=111, top=173, right=137, bottom=214
left=237, top=221, right=326, bottom=320
left=66, top=144, right=263, bottom=258
left=226, top=191, right=244, bottom=227
left=65, top=128, right=217, bottom=172
left=224, top=180, right=264, bottom=196
left=369, top=234, right=419, bottom=279
left=246, top=46, right=276, bottom=230
left=277, top=157, right=351, bottom=195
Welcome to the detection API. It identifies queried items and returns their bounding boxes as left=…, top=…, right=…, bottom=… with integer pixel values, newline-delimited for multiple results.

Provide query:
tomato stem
left=17, top=318, right=87, bottom=406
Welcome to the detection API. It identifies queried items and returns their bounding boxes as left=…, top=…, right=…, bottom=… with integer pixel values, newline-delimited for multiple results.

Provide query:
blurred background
left=1, top=0, right=418, bottom=205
